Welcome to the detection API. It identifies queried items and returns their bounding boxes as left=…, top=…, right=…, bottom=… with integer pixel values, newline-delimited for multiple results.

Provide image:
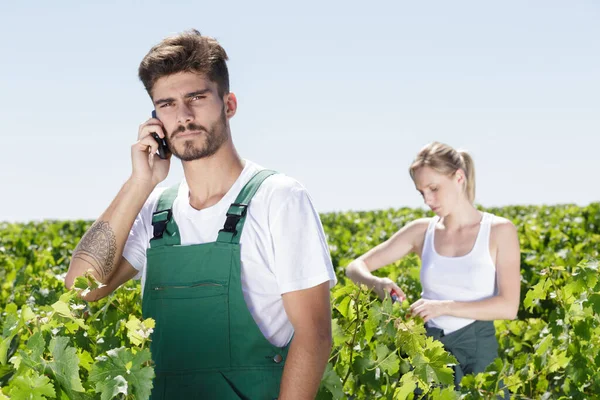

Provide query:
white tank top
left=420, top=212, right=497, bottom=334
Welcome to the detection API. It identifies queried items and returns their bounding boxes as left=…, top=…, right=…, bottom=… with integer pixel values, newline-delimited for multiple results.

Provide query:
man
left=65, top=29, right=336, bottom=400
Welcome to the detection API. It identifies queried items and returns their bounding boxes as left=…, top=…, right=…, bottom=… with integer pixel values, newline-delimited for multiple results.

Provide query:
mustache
left=171, top=123, right=207, bottom=137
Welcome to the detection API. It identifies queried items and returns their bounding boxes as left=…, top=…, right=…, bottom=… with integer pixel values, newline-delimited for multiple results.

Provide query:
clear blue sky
left=1, top=1, right=598, bottom=222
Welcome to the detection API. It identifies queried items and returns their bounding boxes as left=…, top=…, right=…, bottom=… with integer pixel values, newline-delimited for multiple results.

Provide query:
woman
left=346, top=141, right=521, bottom=387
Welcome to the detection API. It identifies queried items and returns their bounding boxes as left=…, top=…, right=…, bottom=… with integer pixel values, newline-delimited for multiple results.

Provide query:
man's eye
left=160, top=103, right=172, bottom=108
left=192, top=95, right=205, bottom=101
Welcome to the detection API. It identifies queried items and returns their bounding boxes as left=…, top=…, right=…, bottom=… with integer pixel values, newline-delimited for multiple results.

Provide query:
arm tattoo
left=72, top=221, right=118, bottom=280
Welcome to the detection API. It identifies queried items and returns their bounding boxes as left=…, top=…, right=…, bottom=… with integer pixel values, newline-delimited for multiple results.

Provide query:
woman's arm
left=346, top=218, right=430, bottom=300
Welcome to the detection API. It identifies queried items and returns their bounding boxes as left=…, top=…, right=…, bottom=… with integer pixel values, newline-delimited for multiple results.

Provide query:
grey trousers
left=425, top=320, right=500, bottom=387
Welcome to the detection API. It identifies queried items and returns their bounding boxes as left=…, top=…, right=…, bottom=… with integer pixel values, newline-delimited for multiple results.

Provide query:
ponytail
left=459, top=150, right=476, bottom=203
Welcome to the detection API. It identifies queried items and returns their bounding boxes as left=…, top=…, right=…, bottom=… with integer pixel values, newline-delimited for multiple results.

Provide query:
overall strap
left=216, top=170, right=277, bottom=244
left=149, top=184, right=181, bottom=248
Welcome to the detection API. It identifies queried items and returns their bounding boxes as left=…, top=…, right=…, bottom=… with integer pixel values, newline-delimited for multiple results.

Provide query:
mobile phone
left=151, top=110, right=170, bottom=159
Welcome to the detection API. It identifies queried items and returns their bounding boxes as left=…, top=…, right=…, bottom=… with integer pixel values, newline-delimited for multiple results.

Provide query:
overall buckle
left=152, top=209, right=172, bottom=239
left=219, top=203, right=248, bottom=235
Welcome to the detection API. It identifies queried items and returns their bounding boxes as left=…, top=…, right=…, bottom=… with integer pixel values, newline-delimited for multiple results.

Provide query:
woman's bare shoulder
left=404, top=217, right=433, bottom=232
left=399, top=217, right=432, bottom=245
left=489, top=214, right=518, bottom=239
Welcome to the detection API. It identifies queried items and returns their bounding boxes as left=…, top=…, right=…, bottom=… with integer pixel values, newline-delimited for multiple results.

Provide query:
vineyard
left=1, top=203, right=599, bottom=399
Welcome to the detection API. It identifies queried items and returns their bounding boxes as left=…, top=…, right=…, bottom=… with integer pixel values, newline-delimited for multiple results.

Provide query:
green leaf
left=395, top=319, right=427, bottom=358
left=394, top=371, right=417, bottom=400
left=27, top=332, right=45, bottom=361
left=77, top=349, right=94, bottom=372
left=331, top=319, right=350, bottom=348
left=125, top=316, right=155, bottom=347
left=423, top=337, right=456, bottom=365
left=331, top=285, right=356, bottom=302
left=582, top=267, right=599, bottom=289
left=18, top=331, right=47, bottom=372
left=381, top=353, right=400, bottom=376
left=89, top=347, right=154, bottom=400
left=96, top=375, right=129, bottom=400
left=375, top=343, right=389, bottom=361
left=375, top=344, right=399, bottom=375
left=0, top=313, right=20, bottom=365
left=50, top=297, right=87, bottom=330
left=548, top=349, right=570, bottom=373
left=535, top=334, right=553, bottom=357
left=504, top=371, right=525, bottom=393
left=352, top=355, right=375, bottom=374
left=319, top=363, right=344, bottom=399
left=563, top=279, right=587, bottom=301
left=3, top=304, right=18, bottom=325
left=21, top=306, right=36, bottom=323
left=335, top=296, right=355, bottom=320
left=412, top=339, right=456, bottom=386
left=48, top=336, right=85, bottom=393
left=382, top=294, right=393, bottom=316
left=8, top=372, right=56, bottom=400
left=588, top=293, right=600, bottom=314
left=430, top=387, right=460, bottom=400
left=364, top=305, right=381, bottom=343
left=0, top=337, right=14, bottom=366
left=524, top=277, right=549, bottom=311
left=573, top=320, right=592, bottom=341
left=72, top=273, right=103, bottom=296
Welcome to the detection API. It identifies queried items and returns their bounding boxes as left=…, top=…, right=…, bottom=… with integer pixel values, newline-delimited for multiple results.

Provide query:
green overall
left=142, top=170, right=290, bottom=399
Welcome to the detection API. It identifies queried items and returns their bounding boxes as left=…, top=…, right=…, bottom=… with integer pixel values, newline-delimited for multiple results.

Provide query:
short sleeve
left=269, top=182, right=337, bottom=294
left=122, top=188, right=164, bottom=281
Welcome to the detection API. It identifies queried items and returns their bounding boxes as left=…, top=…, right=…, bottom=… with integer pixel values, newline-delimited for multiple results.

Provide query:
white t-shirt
left=123, top=159, right=337, bottom=347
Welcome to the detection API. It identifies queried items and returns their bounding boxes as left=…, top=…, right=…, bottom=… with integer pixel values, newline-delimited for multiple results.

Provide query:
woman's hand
left=408, top=299, right=452, bottom=322
left=373, top=277, right=406, bottom=302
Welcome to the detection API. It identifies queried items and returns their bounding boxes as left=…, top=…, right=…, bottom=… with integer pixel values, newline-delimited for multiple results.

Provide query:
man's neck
left=182, top=143, right=244, bottom=211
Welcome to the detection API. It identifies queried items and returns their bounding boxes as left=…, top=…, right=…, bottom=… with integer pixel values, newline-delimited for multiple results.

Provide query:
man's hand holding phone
left=131, top=111, right=171, bottom=188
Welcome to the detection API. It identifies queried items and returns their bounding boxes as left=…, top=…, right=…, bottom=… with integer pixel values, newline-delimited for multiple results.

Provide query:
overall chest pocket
left=146, top=279, right=231, bottom=373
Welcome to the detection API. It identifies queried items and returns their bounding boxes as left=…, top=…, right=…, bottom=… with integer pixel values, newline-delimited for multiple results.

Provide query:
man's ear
left=224, top=92, right=237, bottom=118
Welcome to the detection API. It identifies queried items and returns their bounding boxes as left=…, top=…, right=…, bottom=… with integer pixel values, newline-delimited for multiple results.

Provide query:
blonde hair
left=409, top=142, right=476, bottom=203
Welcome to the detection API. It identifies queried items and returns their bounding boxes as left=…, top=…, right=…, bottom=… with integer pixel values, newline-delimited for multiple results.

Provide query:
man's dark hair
left=138, top=29, right=229, bottom=97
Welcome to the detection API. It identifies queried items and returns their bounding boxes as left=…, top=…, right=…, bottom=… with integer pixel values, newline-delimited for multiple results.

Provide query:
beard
left=166, top=110, right=228, bottom=162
